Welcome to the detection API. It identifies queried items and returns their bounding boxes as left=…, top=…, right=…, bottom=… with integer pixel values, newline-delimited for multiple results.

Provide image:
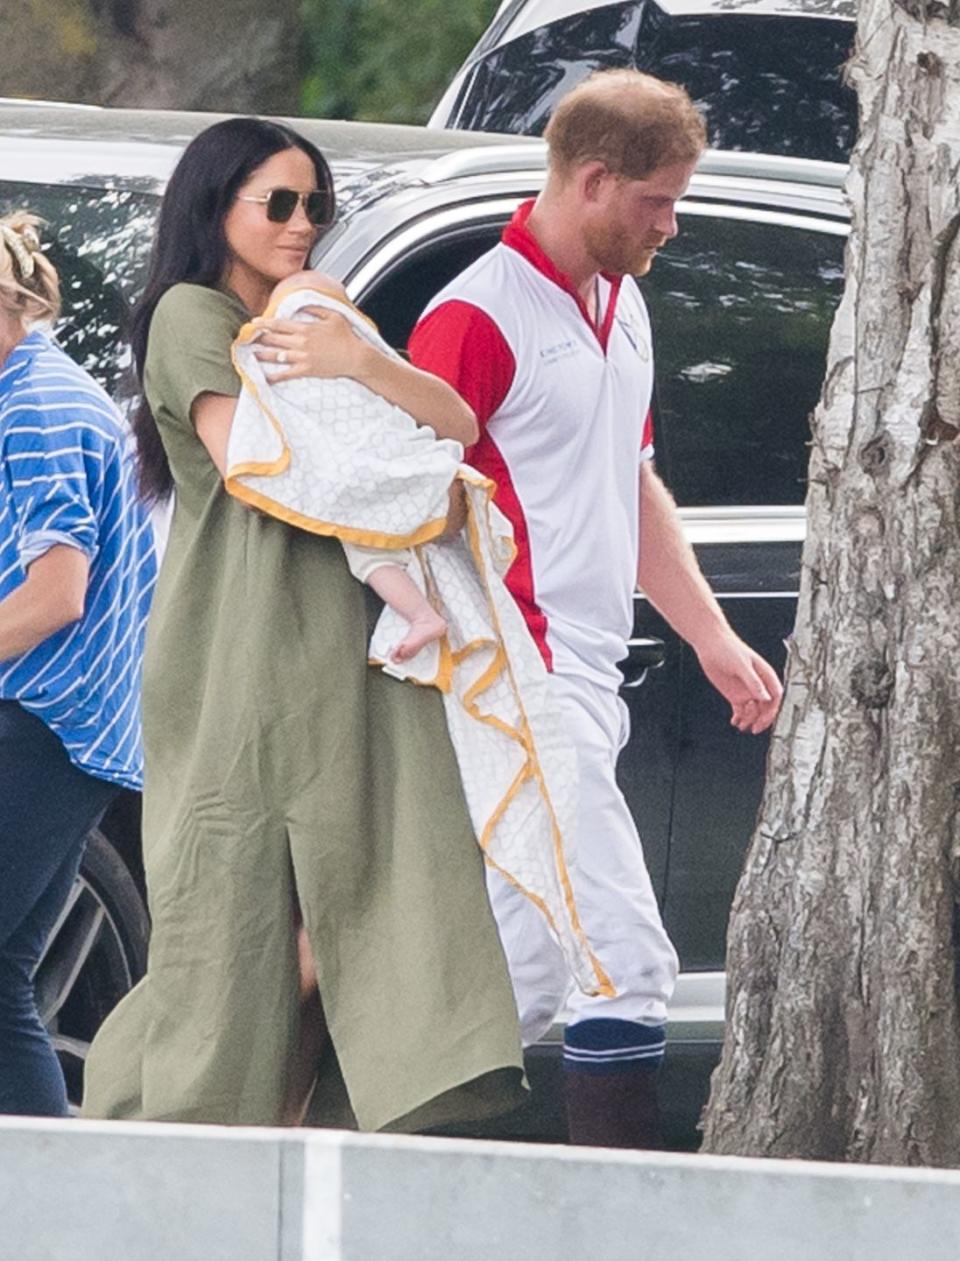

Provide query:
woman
left=82, top=118, right=525, bottom=1131
left=0, top=213, right=156, bottom=1115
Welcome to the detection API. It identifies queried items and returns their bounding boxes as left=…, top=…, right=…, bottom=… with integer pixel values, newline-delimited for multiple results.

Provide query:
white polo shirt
left=409, top=200, right=654, bottom=691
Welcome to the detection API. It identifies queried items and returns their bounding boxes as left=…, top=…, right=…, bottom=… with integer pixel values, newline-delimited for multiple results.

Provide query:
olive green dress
left=82, top=283, right=525, bottom=1131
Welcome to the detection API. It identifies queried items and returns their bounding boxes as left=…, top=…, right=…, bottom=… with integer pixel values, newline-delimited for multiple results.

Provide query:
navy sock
left=563, top=1017, right=666, bottom=1075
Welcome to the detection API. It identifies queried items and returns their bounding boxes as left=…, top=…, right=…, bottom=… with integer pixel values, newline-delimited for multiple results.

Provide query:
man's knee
left=486, top=871, right=569, bottom=1044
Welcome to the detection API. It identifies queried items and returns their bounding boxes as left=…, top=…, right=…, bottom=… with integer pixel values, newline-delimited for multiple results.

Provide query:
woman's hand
left=253, top=308, right=369, bottom=383
left=254, top=309, right=479, bottom=446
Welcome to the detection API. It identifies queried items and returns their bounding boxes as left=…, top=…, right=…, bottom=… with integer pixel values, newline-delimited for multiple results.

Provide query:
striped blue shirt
left=0, top=331, right=156, bottom=789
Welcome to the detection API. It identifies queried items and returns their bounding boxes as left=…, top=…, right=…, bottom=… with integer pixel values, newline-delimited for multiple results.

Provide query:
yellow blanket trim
left=369, top=633, right=455, bottom=694
left=459, top=479, right=614, bottom=999
left=226, top=341, right=450, bottom=550
left=226, top=476, right=449, bottom=550
left=236, top=285, right=381, bottom=337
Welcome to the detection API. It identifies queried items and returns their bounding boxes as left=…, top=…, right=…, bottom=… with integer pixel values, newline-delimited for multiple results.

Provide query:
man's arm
left=408, top=300, right=516, bottom=447
left=408, top=300, right=516, bottom=540
left=638, top=462, right=782, bottom=734
left=0, top=544, right=90, bottom=662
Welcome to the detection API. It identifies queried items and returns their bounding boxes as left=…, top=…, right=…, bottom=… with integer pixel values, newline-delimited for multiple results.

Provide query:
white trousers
left=487, top=672, right=679, bottom=1045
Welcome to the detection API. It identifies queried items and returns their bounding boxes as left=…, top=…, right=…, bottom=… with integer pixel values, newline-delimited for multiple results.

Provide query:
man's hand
left=638, top=463, right=782, bottom=734
left=695, top=631, right=783, bottom=734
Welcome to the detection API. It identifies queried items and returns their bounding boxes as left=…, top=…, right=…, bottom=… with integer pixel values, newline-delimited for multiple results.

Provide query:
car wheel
left=36, top=827, right=150, bottom=1108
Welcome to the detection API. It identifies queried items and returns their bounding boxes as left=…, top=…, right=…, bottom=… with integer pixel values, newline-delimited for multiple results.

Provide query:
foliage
left=300, top=0, right=500, bottom=124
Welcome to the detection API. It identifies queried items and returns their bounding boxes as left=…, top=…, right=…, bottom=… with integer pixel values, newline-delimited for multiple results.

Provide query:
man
left=409, top=70, right=783, bottom=1149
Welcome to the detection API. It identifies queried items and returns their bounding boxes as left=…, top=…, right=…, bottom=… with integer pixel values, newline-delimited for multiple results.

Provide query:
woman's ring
left=277, top=350, right=288, bottom=365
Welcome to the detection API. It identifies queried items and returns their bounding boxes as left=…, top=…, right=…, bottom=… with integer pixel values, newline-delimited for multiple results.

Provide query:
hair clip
left=0, top=223, right=37, bottom=280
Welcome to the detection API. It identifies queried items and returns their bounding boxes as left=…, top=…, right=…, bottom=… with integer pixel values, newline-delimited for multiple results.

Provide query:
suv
left=1, top=100, right=848, bottom=1141
left=431, top=0, right=857, bottom=163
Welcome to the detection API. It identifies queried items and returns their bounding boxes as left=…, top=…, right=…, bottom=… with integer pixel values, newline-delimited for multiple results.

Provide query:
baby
left=260, top=270, right=447, bottom=664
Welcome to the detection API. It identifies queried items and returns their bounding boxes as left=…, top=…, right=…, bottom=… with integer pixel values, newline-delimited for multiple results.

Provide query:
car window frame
left=333, top=186, right=849, bottom=516
left=650, top=201, right=847, bottom=506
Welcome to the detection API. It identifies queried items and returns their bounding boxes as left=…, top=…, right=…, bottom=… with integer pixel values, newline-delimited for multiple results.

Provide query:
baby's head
left=271, top=269, right=348, bottom=303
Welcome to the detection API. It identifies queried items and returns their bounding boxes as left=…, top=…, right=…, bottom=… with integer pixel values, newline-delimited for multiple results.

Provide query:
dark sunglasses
left=236, top=186, right=335, bottom=227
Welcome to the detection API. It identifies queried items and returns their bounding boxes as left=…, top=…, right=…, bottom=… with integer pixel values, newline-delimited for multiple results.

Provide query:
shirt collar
left=0, top=330, right=47, bottom=401
left=501, top=199, right=623, bottom=349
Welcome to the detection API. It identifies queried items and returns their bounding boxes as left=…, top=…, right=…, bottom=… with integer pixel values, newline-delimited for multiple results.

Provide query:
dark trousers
left=0, top=701, right=117, bottom=1115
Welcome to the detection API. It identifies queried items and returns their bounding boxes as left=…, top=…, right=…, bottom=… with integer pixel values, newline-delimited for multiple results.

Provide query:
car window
left=636, top=11, right=856, bottom=162
left=450, top=4, right=855, bottom=163
left=359, top=224, right=504, bottom=350
left=455, top=2, right=643, bottom=134
left=641, top=212, right=845, bottom=507
left=0, top=182, right=158, bottom=399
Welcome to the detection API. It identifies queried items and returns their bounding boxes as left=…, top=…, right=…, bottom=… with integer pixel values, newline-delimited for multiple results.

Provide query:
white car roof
left=486, top=0, right=853, bottom=50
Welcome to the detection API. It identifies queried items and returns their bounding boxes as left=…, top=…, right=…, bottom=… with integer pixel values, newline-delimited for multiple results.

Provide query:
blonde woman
left=0, top=214, right=156, bottom=1115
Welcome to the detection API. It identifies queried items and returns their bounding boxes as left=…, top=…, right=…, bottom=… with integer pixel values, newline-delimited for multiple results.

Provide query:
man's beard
left=583, top=217, right=661, bottom=277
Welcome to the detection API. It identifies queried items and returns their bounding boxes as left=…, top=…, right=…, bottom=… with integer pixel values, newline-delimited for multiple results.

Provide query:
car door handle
left=619, top=636, right=667, bottom=688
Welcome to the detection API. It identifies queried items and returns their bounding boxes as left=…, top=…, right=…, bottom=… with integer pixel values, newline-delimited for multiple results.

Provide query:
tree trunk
left=701, top=0, right=960, bottom=1167
left=3, top=0, right=301, bottom=114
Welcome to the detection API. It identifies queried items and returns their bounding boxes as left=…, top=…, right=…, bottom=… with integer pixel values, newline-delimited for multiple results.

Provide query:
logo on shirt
left=539, top=338, right=580, bottom=364
left=615, top=313, right=650, bottom=362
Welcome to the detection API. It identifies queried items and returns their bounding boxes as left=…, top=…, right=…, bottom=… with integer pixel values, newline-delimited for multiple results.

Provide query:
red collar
left=502, top=200, right=622, bottom=351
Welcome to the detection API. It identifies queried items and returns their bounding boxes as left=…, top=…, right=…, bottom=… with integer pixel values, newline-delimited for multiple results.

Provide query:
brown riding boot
left=564, top=1067, right=664, bottom=1149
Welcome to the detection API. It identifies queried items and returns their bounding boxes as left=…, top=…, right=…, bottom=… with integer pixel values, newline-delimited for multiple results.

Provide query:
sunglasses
left=236, top=186, right=335, bottom=227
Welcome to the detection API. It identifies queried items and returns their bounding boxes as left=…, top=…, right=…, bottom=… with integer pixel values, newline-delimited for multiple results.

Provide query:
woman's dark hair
left=130, top=117, right=334, bottom=501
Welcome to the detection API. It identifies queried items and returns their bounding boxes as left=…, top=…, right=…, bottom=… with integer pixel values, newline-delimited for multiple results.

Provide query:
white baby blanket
left=227, top=288, right=612, bottom=999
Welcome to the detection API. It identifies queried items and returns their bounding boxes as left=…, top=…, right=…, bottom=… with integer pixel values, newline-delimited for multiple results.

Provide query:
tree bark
left=3, top=0, right=301, bottom=113
left=701, top=0, right=960, bottom=1167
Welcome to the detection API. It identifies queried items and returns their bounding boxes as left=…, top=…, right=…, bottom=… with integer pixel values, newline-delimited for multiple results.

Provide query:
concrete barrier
left=3, top=1116, right=960, bottom=1261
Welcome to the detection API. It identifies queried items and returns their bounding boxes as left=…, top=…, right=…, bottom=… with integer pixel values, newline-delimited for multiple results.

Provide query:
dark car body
left=431, top=0, right=857, bottom=163
left=0, top=100, right=848, bottom=1141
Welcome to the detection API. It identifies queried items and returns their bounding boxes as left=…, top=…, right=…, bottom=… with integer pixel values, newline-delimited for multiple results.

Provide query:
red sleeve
left=408, top=299, right=516, bottom=429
